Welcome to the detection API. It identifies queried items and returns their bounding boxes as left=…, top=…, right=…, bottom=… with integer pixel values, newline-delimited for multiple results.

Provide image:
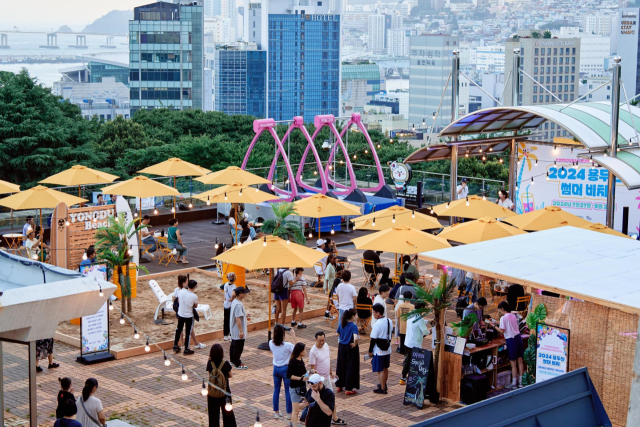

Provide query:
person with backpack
left=206, top=343, right=237, bottom=427
left=272, top=268, right=295, bottom=331
left=368, top=303, right=393, bottom=394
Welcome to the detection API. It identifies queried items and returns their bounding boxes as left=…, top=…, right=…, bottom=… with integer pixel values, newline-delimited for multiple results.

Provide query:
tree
left=94, top=212, right=148, bottom=314
left=522, top=303, right=548, bottom=385
left=402, top=272, right=457, bottom=390
left=260, top=202, right=305, bottom=244
left=96, top=116, right=152, bottom=176
left=531, top=31, right=541, bottom=39
left=543, top=30, right=552, bottom=39
left=0, top=69, right=98, bottom=187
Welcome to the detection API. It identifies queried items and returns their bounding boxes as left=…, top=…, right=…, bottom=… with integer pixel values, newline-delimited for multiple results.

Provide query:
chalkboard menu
left=403, top=348, right=438, bottom=409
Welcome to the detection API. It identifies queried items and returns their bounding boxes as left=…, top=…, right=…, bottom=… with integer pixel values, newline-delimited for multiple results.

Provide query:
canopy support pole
left=28, top=340, right=37, bottom=426
left=449, top=50, right=460, bottom=225
left=258, top=268, right=273, bottom=350
left=606, top=57, right=622, bottom=229
left=508, top=48, right=521, bottom=199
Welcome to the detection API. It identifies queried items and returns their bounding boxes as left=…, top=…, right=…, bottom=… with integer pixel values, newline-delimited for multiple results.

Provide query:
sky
left=0, top=0, right=153, bottom=31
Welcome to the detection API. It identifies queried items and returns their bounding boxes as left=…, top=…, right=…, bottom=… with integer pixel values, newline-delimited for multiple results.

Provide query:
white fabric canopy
left=418, top=226, right=640, bottom=314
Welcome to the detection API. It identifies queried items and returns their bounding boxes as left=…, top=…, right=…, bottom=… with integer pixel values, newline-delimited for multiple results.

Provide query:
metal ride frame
left=241, top=113, right=387, bottom=200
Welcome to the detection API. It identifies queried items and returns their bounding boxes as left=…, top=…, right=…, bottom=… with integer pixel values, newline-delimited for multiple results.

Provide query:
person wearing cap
left=229, top=286, right=250, bottom=369
left=309, top=331, right=346, bottom=425
left=223, top=272, right=238, bottom=341
left=457, top=178, right=469, bottom=200
left=300, top=374, right=335, bottom=427
left=315, top=239, right=328, bottom=276
left=25, top=227, right=49, bottom=262
left=22, top=216, right=35, bottom=246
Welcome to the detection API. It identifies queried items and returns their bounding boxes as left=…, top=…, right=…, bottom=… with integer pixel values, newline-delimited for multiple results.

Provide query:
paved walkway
left=2, top=315, right=462, bottom=426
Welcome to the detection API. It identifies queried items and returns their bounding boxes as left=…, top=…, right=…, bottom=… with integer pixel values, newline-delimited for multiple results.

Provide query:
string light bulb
left=133, top=212, right=138, bottom=218
left=535, top=159, right=538, bottom=166
left=263, top=237, right=267, bottom=247
left=201, top=380, right=208, bottom=396
left=254, top=411, right=262, bottom=427
left=479, top=147, right=483, bottom=153
left=430, top=207, right=434, bottom=215
left=377, top=144, right=381, bottom=149
left=287, top=237, right=291, bottom=244
left=82, top=250, right=87, bottom=260
left=308, top=231, right=313, bottom=238
left=119, top=313, right=125, bottom=325
left=239, top=188, right=243, bottom=197
left=164, top=354, right=170, bottom=366
left=482, top=155, right=486, bottom=161
left=171, top=206, right=175, bottom=213
left=392, top=214, right=396, bottom=223
left=134, top=329, right=140, bottom=340
left=365, top=149, right=369, bottom=154
left=214, top=238, right=219, bottom=249
left=65, top=219, right=70, bottom=226
left=225, top=397, right=233, bottom=411
left=207, top=196, right=211, bottom=206
left=144, top=339, right=150, bottom=352
left=224, top=192, right=228, bottom=201
left=255, top=187, right=259, bottom=192
left=482, top=195, right=486, bottom=201
left=446, top=202, right=450, bottom=208
left=99, top=285, right=103, bottom=297
left=331, top=225, right=335, bottom=235
left=465, top=151, right=469, bottom=158
left=109, top=300, right=113, bottom=311
left=372, top=217, right=376, bottom=226
left=546, top=171, right=550, bottom=181
left=313, top=171, right=317, bottom=175
left=531, top=177, right=535, bottom=185
left=466, top=197, right=469, bottom=207
left=489, top=147, right=493, bottom=152
left=188, top=202, right=193, bottom=209
left=499, top=158, right=503, bottom=164
left=181, top=367, right=188, bottom=381
left=154, top=209, right=158, bottom=215
left=353, top=154, right=357, bottom=160
left=412, top=210, right=415, bottom=219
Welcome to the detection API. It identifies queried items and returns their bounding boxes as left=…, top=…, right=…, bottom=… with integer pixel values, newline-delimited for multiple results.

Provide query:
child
left=56, top=377, right=75, bottom=420
left=491, top=301, right=525, bottom=389
left=325, top=270, right=344, bottom=318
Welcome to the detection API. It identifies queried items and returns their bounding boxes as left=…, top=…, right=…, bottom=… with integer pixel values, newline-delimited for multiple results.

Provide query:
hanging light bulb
left=489, top=147, right=493, bottom=152
left=465, top=151, right=469, bottom=158
left=531, top=177, right=535, bottom=185
left=93, top=215, right=97, bottom=223
left=224, top=192, right=228, bottom=200
left=82, top=250, right=87, bottom=260
left=365, top=149, right=369, bottom=154
left=239, top=188, right=243, bottom=197
left=372, top=217, right=376, bottom=226
left=328, top=165, right=333, bottom=170
left=482, top=155, right=486, bottom=161
left=330, top=225, right=335, bottom=235
left=201, top=380, right=208, bottom=396
left=412, top=210, right=415, bottom=219
left=119, top=314, right=125, bottom=325
left=516, top=185, right=519, bottom=191
left=287, top=237, right=291, bottom=244
left=109, top=300, right=113, bottom=311
left=340, top=160, right=344, bottom=164
left=133, top=212, right=138, bottom=218
left=430, top=207, right=434, bottom=215
left=128, top=245, right=133, bottom=256
left=134, top=329, right=140, bottom=340
left=308, top=231, right=313, bottom=238
left=353, top=154, right=357, bottom=160
left=171, top=206, right=176, bottom=213
left=188, top=202, right=193, bottom=209
left=207, top=196, right=211, bottom=206
left=553, top=145, right=558, bottom=152
left=214, top=238, right=219, bottom=249
left=546, top=171, right=550, bottom=181
left=535, top=159, right=538, bottom=166
left=377, top=143, right=381, bottom=149
left=499, top=158, right=503, bottom=164
left=225, top=397, right=233, bottom=411
left=446, top=202, right=450, bottom=208
left=99, top=285, right=103, bottom=297
left=604, top=152, right=608, bottom=157
left=254, top=411, right=262, bottom=427
left=482, top=195, right=487, bottom=201
left=65, top=219, right=70, bottom=226
left=154, top=209, right=158, bottom=215
left=466, top=197, right=469, bottom=207
left=313, top=170, right=317, bottom=175
left=255, top=187, right=259, bottom=193
left=479, top=147, right=483, bottom=153
left=263, top=237, right=267, bottom=247
left=181, top=367, right=188, bottom=381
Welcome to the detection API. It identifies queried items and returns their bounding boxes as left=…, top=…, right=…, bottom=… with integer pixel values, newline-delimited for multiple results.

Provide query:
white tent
left=418, top=226, right=640, bottom=315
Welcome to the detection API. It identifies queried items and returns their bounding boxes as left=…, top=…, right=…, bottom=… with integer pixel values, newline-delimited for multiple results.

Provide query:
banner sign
left=515, top=143, right=640, bottom=232
left=79, top=264, right=110, bottom=355
left=535, top=323, right=570, bottom=383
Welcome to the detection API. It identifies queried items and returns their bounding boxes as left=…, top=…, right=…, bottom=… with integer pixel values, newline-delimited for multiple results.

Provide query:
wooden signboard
left=50, top=202, right=68, bottom=268
left=64, top=205, right=115, bottom=270
left=403, top=348, right=438, bottom=409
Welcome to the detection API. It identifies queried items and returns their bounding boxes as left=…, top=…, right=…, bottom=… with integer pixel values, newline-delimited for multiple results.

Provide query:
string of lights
left=107, top=300, right=287, bottom=427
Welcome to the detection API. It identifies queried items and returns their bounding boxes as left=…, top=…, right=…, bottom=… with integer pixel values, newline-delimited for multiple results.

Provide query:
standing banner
left=535, top=323, right=570, bottom=383
left=403, top=348, right=438, bottom=409
left=77, top=263, right=115, bottom=364
left=515, top=142, right=640, bottom=232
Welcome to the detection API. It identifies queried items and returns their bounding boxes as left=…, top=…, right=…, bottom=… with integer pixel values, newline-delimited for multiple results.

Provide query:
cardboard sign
left=403, top=348, right=438, bottom=409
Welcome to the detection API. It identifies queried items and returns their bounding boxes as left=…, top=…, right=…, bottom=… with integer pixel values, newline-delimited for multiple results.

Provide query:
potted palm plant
left=94, top=212, right=149, bottom=314
left=260, top=202, right=305, bottom=244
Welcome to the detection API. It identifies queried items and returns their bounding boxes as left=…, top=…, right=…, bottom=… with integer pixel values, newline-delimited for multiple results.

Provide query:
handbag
left=375, top=319, right=392, bottom=351
left=79, top=397, right=106, bottom=427
left=193, top=308, right=200, bottom=322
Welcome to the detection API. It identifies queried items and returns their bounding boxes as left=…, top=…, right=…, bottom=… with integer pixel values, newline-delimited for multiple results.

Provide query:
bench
left=148, top=280, right=212, bottom=321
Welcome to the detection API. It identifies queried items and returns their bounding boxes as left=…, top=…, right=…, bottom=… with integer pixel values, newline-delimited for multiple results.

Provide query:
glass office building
left=268, top=13, right=340, bottom=122
left=88, top=60, right=130, bottom=86
left=214, top=45, right=267, bottom=117
left=129, top=1, right=204, bottom=113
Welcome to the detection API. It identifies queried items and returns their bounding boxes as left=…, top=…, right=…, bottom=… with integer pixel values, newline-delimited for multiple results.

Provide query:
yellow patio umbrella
left=213, top=235, right=326, bottom=349
left=138, top=158, right=211, bottom=217
left=433, top=195, right=518, bottom=219
left=293, top=193, right=361, bottom=238
left=40, top=165, right=118, bottom=197
left=437, top=217, right=527, bottom=244
left=502, top=206, right=592, bottom=231
left=194, top=182, right=276, bottom=244
left=102, top=176, right=181, bottom=256
left=580, top=223, right=632, bottom=239
left=195, top=166, right=270, bottom=186
left=0, top=185, right=87, bottom=257
left=351, top=205, right=442, bottom=231
left=0, top=180, right=20, bottom=194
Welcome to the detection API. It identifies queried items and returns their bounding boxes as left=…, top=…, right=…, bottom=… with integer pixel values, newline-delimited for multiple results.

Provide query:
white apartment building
left=579, top=77, right=612, bottom=102
left=472, top=45, right=505, bottom=72
left=584, top=13, right=615, bottom=36
left=560, top=27, right=611, bottom=76
left=368, top=14, right=386, bottom=52
left=387, top=28, right=411, bottom=57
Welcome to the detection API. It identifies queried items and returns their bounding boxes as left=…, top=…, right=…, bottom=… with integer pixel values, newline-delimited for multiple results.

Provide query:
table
left=3, top=233, right=24, bottom=251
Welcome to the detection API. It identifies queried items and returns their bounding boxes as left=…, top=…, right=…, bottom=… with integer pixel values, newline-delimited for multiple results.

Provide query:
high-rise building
left=341, top=62, right=382, bottom=112
left=559, top=28, right=610, bottom=76
left=245, top=1, right=267, bottom=49
left=504, top=31, right=580, bottom=107
left=409, top=34, right=459, bottom=130
left=213, top=43, right=267, bottom=117
left=387, top=28, right=410, bottom=57
left=618, top=8, right=640, bottom=96
left=268, top=1, right=341, bottom=122
left=129, top=1, right=204, bottom=113
left=584, top=12, right=614, bottom=36
left=205, top=0, right=222, bottom=17
left=368, top=14, right=385, bottom=52
left=472, top=45, right=505, bottom=72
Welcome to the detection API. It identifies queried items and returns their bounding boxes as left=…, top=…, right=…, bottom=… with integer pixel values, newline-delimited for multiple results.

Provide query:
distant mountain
left=81, top=10, right=133, bottom=35
left=57, top=25, right=74, bottom=33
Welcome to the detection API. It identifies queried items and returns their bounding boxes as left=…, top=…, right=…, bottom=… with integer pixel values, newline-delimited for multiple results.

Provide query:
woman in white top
left=222, top=272, right=237, bottom=341
left=76, top=378, right=106, bottom=427
left=172, top=275, right=206, bottom=349
left=496, top=190, right=516, bottom=212
left=268, top=324, right=297, bottom=420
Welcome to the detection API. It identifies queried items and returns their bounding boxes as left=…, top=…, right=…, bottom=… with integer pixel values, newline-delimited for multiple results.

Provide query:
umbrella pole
left=258, top=268, right=273, bottom=351
left=39, top=208, right=43, bottom=262
left=173, top=176, right=176, bottom=218
left=234, top=204, right=238, bottom=246
left=318, top=217, right=321, bottom=239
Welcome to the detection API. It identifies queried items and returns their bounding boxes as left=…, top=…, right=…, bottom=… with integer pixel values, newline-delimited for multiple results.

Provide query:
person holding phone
left=299, top=374, right=335, bottom=427
left=286, top=343, right=308, bottom=424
